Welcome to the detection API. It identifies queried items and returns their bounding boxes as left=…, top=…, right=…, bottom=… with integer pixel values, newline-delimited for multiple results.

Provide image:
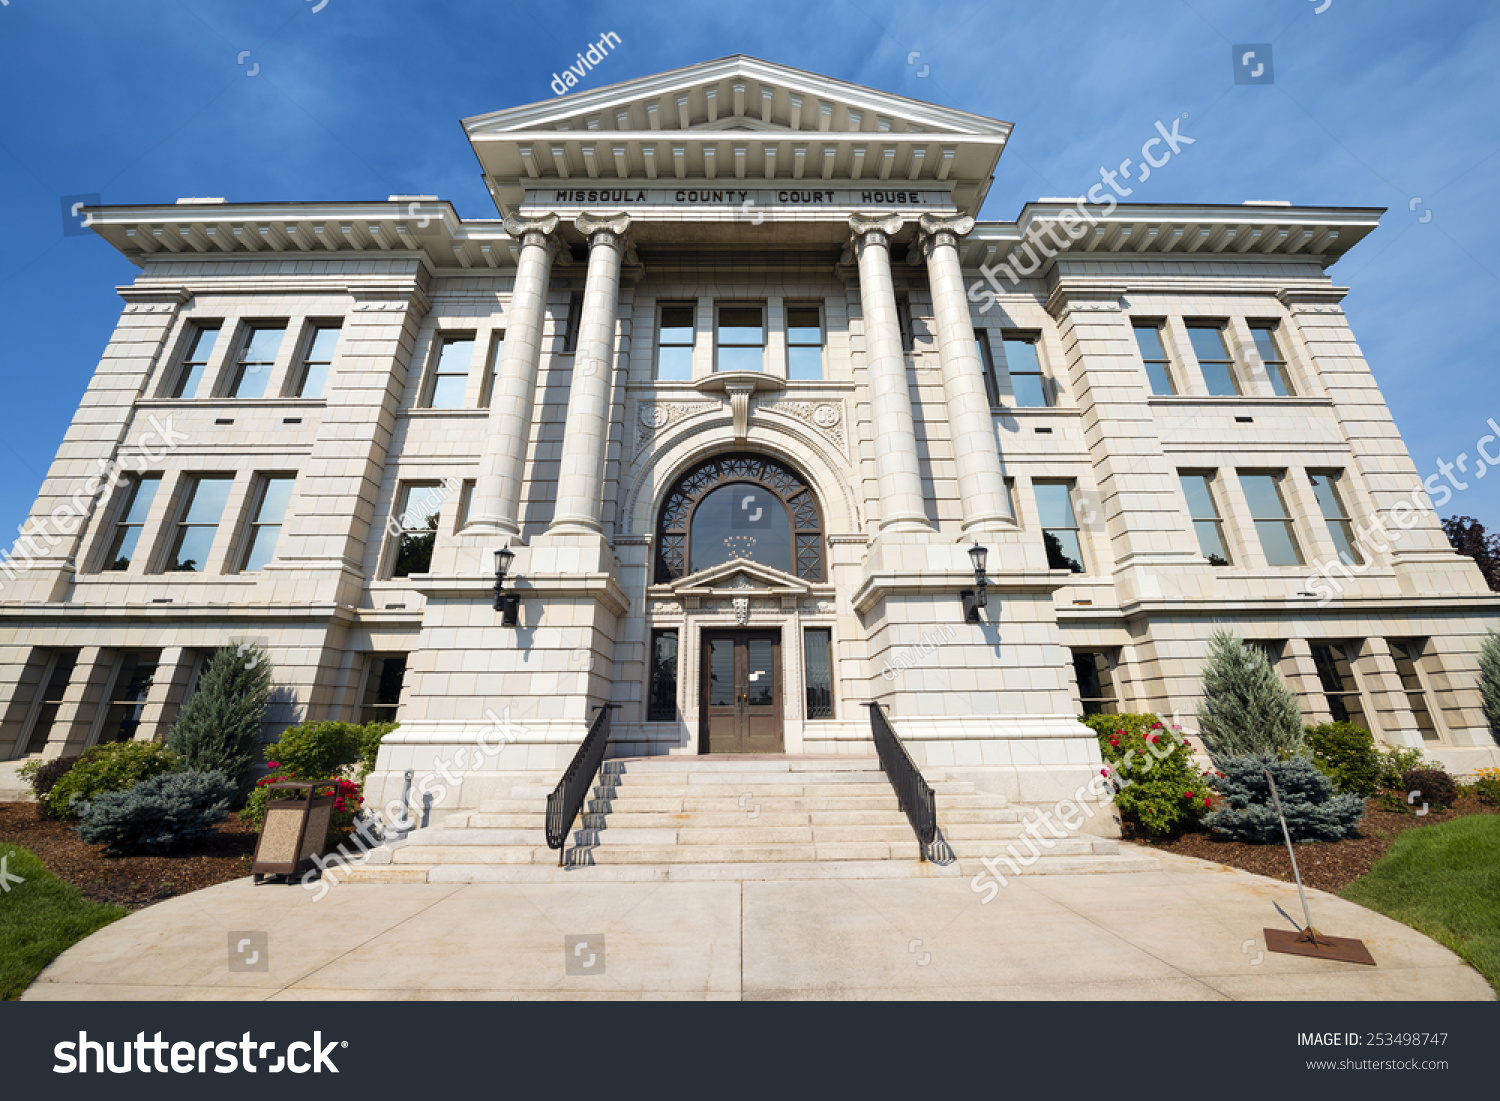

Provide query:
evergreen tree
left=1480, top=628, right=1500, bottom=748
left=1203, top=754, right=1364, bottom=842
left=1196, top=629, right=1305, bottom=761
left=166, top=644, right=272, bottom=799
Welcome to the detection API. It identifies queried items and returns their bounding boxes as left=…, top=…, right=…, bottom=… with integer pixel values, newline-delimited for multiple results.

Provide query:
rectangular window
left=426, top=335, right=475, bottom=409
left=656, top=303, right=695, bottom=382
left=975, top=330, right=1000, bottom=405
left=477, top=332, right=504, bottom=408
left=897, top=295, right=915, bottom=353
left=786, top=304, right=825, bottom=382
left=1389, top=638, right=1440, bottom=741
left=22, top=649, right=79, bottom=755
left=1035, top=482, right=1085, bottom=573
left=1001, top=334, right=1052, bottom=407
left=103, top=474, right=161, bottom=571
left=455, top=479, right=476, bottom=531
left=359, top=654, right=408, bottom=725
left=99, top=649, right=161, bottom=744
left=1133, top=322, right=1176, bottom=396
left=1072, top=650, right=1119, bottom=716
left=1308, top=471, right=1363, bottom=566
left=1250, top=323, right=1295, bottom=396
left=1179, top=472, right=1232, bottom=566
left=1310, top=642, right=1368, bottom=730
left=1003, top=476, right=1017, bottom=522
left=164, top=475, right=234, bottom=573
left=294, top=324, right=340, bottom=399
left=716, top=304, right=765, bottom=372
left=803, top=627, right=834, bottom=720
left=562, top=292, right=583, bottom=353
left=1239, top=472, right=1304, bottom=567
left=171, top=324, right=220, bottom=399
left=647, top=628, right=679, bottom=721
left=1187, top=324, right=1240, bottom=396
left=239, top=475, right=295, bottom=572
left=389, top=482, right=444, bottom=578
left=228, top=324, right=286, bottom=399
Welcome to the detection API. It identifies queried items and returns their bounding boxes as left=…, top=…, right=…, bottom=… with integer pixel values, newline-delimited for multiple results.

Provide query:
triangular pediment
left=668, top=557, right=815, bottom=596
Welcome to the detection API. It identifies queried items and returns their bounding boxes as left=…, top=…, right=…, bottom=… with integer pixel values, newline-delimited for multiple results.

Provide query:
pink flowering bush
left=239, top=762, right=364, bottom=840
left=1082, top=712, right=1218, bottom=837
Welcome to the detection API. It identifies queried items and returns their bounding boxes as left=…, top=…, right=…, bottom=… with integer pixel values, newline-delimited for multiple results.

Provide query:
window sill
left=400, top=408, right=491, bottom=417
left=1147, top=395, right=1331, bottom=407
left=136, top=397, right=328, bottom=408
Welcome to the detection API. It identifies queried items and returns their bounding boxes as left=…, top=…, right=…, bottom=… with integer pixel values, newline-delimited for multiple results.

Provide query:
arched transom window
left=656, top=454, right=824, bottom=583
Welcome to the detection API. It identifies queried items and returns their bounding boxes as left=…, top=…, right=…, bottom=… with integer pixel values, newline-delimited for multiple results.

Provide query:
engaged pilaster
left=466, top=213, right=569, bottom=537
left=548, top=213, right=632, bottom=536
left=914, top=213, right=1013, bottom=534
left=847, top=213, right=931, bottom=533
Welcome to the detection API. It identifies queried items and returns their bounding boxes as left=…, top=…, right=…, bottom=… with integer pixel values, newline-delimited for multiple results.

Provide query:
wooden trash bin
left=251, top=780, right=338, bottom=884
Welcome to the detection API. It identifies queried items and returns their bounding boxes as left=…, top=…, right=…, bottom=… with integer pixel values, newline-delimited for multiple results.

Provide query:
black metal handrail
left=545, top=703, right=618, bottom=865
left=865, top=702, right=937, bottom=861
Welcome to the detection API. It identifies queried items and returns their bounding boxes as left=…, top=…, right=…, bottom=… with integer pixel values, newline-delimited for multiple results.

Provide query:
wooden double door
left=700, top=630, right=784, bottom=754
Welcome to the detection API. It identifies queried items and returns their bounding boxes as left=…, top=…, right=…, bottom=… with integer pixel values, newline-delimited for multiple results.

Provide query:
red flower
left=1151, top=722, right=1162, bottom=730
left=265, top=761, right=279, bottom=769
left=1183, top=739, right=1192, bottom=747
left=1184, top=791, right=1194, bottom=798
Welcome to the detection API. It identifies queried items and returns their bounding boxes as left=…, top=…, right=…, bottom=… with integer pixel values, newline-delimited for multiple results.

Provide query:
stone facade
left=2, top=57, right=1496, bottom=826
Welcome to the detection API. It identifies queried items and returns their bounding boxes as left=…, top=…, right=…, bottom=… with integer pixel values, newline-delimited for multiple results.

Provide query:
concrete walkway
left=24, top=846, right=1493, bottom=1001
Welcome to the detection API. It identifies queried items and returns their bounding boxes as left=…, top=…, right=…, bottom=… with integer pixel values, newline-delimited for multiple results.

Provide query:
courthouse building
left=3, top=56, right=1498, bottom=827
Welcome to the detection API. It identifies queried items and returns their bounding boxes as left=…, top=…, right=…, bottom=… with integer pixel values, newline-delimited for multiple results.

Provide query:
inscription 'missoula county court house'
left=5, top=57, right=1498, bottom=872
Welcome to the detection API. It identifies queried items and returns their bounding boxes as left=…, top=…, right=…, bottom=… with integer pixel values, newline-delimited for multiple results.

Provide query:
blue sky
left=2, top=0, right=1498, bottom=545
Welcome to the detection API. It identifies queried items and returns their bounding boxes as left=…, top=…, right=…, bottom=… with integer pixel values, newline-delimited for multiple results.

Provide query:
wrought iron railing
left=545, top=703, right=618, bottom=866
left=865, top=702, right=937, bottom=861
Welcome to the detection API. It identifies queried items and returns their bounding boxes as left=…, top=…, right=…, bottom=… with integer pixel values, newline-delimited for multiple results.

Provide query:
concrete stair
left=343, top=755, right=1156, bottom=883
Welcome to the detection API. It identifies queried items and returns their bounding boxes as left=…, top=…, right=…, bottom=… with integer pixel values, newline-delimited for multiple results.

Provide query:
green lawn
left=1340, top=815, right=1500, bottom=994
left=0, top=844, right=127, bottom=1000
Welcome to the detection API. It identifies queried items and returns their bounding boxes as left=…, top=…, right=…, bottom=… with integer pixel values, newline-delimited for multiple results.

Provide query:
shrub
left=1377, top=744, right=1427, bottom=791
left=1203, top=754, right=1365, bottom=842
left=1083, top=713, right=1217, bottom=837
left=1195, top=630, right=1305, bottom=761
left=354, top=721, right=396, bottom=780
left=1305, top=722, right=1382, bottom=798
left=1401, top=768, right=1458, bottom=812
left=45, top=741, right=178, bottom=820
left=166, top=644, right=272, bottom=800
left=262, top=721, right=362, bottom=778
left=74, top=770, right=234, bottom=856
left=1481, top=630, right=1500, bottom=747
left=17, top=756, right=81, bottom=820
left=1470, top=768, right=1500, bottom=807
left=240, top=767, right=363, bottom=842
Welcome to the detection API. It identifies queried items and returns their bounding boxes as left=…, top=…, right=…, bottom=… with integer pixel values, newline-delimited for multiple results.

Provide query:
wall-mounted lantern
left=961, top=544, right=989, bottom=623
left=493, top=547, right=519, bottom=626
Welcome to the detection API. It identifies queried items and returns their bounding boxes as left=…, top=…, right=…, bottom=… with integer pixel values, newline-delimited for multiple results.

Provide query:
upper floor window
left=426, top=335, right=475, bottom=409
left=239, top=475, right=296, bottom=572
left=103, top=474, right=161, bottom=571
left=1308, top=471, right=1363, bottom=565
left=1250, top=323, right=1295, bottom=396
left=164, top=475, right=234, bottom=572
left=1179, top=471, right=1231, bottom=566
left=656, top=303, right=695, bottom=382
left=562, top=292, right=583, bottom=353
left=897, top=295, right=915, bottom=353
left=171, top=324, right=220, bottom=399
left=1133, top=322, right=1176, bottom=396
left=716, top=305, right=765, bottom=372
left=786, top=304, right=825, bottom=381
left=1187, top=324, right=1240, bottom=396
left=228, top=325, right=286, bottom=399
left=1239, top=472, right=1303, bottom=567
left=1000, top=334, right=1052, bottom=407
left=389, top=482, right=445, bottom=577
left=294, top=324, right=341, bottom=399
left=1035, top=481, right=1085, bottom=572
left=976, top=331, right=999, bottom=405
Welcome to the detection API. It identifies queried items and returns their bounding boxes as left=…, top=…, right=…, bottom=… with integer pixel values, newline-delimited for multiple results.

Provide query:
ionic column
left=466, top=214, right=569, bottom=536
left=548, top=213, right=632, bottom=536
left=847, top=214, right=931, bottom=533
left=914, top=213, right=1012, bottom=533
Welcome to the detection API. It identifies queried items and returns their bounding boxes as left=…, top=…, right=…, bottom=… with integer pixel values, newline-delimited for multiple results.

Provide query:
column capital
left=575, top=212, right=636, bottom=265
left=847, top=212, right=903, bottom=245
left=911, top=212, right=975, bottom=263
left=503, top=212, right=571, bottom=265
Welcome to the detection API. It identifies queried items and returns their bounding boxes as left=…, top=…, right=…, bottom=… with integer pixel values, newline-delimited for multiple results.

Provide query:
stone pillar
left=136, top=646, right=192, bottom=740
left=548, top=213, right=631, bottom=536
left=914, top=213, right=1012, bottom=534
left=847, top=214, right=930, bottom=533
left=466, top=214, right=569, bottom=537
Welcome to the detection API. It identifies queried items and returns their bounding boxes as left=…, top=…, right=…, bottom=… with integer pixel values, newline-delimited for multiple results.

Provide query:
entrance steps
left=343, top=755, right=1156, bottom=884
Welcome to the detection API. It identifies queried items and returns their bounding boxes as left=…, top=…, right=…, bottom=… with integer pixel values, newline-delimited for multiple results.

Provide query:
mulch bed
left=1130, top=795, right=1499, bottom=895
left=0, top=802, right=258, bottom=910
